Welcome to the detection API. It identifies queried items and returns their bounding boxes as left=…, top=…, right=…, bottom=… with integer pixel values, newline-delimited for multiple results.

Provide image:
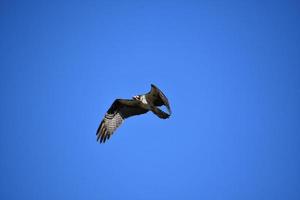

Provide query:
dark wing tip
left=96, top=120, right=110, bottom=144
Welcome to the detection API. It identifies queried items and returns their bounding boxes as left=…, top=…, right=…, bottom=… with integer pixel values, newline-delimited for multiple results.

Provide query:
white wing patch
left=97, top=112, right=124, bottom=143
left=104, top=113, right=124, bottom=134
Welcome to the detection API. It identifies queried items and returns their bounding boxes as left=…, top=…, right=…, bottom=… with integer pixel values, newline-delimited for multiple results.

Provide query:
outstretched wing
left=96, top=99, right=148, bottom=143
left=147, top=84, right=172, bottom=115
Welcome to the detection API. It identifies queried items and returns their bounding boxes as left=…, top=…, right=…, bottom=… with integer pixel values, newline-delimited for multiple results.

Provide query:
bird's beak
left=133, top=95, right=138, bottom=100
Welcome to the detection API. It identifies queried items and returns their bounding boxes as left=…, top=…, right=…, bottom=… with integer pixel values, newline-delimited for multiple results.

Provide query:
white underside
left=140, top=95, right=148, bottom=104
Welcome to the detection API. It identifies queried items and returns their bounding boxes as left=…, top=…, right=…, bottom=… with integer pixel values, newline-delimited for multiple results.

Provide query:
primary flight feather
left=96, top=84, right=171, bottom=143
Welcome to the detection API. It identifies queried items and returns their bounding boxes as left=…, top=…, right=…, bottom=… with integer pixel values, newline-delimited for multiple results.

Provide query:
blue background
left=1, top=0, right=300, bottom=199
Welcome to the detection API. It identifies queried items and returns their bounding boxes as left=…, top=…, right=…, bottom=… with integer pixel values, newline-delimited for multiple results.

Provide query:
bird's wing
left=148, top=84, right=172, bottom=115
left=151, top=105, right=170, bottom=119
left=96, top=99, right=148, bottom=143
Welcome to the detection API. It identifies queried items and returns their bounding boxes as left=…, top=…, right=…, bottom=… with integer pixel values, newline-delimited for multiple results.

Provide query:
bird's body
left=96, top=84, right=171, bottom=143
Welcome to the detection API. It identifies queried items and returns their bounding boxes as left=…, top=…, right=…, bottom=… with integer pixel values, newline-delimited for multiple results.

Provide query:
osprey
left=96, top=84, right=171, bottom=143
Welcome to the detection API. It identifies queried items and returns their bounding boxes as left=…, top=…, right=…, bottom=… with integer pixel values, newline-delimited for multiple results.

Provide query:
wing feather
left=96, top=99, right=148, bottom=143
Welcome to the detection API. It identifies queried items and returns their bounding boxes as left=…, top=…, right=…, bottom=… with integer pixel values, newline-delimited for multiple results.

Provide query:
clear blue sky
left=1, top=0, right=300, bottom=199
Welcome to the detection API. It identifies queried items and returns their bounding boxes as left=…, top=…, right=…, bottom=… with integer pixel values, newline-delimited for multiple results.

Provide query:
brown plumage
left=96, top=84, right=171, bottom=143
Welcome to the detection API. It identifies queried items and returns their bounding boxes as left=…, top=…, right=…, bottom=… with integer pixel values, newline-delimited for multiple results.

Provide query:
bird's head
left=133, top=95, right=148, bottom=104
left=132, top=95, right=141, bottom=101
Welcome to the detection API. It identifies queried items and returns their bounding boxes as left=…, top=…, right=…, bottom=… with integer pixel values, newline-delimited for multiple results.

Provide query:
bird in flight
left=96, top=84, right=171, bottom=143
